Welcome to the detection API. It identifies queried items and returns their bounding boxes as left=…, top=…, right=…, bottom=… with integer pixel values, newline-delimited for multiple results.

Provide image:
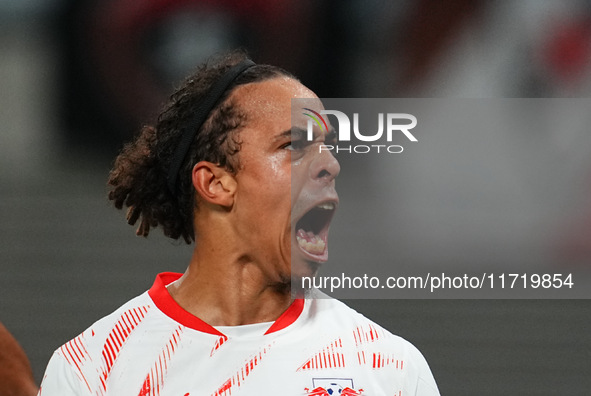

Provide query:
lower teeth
left=296, top=234, right=326, bottom=255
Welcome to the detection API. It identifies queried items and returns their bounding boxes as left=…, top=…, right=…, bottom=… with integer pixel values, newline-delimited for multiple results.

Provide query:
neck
left=167, top=240, right=293, bottom=327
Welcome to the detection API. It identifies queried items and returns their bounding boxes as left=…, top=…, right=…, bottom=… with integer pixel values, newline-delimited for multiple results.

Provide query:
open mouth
left=295, top=202, right=337, bottom=259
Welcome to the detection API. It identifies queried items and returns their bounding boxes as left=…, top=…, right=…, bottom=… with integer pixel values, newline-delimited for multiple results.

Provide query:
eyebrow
left=274, top=127, right=305, bottom=142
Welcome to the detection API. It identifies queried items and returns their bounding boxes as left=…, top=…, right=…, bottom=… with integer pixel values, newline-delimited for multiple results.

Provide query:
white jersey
left=39, top=273, right=439, bottom=396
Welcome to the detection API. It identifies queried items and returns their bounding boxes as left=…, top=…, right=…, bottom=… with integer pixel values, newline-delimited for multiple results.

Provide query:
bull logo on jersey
left=304, top=378, right=364, bottom=395
left=304, top=386, right=364, bottom=396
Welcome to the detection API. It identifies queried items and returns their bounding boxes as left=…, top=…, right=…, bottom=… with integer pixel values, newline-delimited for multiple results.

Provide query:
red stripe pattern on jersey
left=137, top=325, right=184, bottom=396
left=211, top=341, right=276, bottom=396
left=352, top=324, right=404, bottom=370
left=210, top=335, right=229, bottom=357
left=297, top=338, right=346, bottom=371
left=99, top=305, right=150, bottom=394
left=352, top=323, right=383, bottom=346
left=59, top=333, right=93, bottom=392
left=371, top=352, right=403, bottom=369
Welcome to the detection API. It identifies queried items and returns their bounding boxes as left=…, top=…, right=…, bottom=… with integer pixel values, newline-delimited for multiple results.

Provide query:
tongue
left=296, top=228, right=326, bottom=255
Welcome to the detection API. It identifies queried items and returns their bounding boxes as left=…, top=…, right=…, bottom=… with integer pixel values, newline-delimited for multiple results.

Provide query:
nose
left=311, top=145, right=340, bottom=182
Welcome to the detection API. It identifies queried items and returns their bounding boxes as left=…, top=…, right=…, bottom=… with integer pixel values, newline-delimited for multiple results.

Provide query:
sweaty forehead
left=230, top=77, right=320, bottom=124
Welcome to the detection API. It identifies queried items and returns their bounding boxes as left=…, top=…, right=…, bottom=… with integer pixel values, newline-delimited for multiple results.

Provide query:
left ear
left=191, top=161, right=237, bottom=208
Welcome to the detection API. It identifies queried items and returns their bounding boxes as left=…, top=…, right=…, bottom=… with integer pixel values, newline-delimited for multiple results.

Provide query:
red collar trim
left=264, top=297, right=304, bottom=335
left=148, top=272, right=304, bottom=336
left=148, top=272, right=223, bottom=336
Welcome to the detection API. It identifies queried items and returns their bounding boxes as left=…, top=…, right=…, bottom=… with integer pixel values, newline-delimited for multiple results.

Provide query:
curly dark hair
left=107, top=50, right=295, bottom=243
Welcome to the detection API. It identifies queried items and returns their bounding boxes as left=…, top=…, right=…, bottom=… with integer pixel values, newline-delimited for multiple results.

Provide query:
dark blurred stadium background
left=1, top=0, right=591, bottom=394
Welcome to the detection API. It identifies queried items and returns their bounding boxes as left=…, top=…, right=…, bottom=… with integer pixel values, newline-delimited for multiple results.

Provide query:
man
left=38, top=51, right=439, bottom=395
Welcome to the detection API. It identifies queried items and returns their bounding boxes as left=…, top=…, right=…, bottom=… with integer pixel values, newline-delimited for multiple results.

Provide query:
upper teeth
left=316, top=202, right=335, bottom=210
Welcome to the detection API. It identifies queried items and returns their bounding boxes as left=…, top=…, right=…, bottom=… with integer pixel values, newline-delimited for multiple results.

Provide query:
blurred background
left=1, top=0, right=591, bottom=394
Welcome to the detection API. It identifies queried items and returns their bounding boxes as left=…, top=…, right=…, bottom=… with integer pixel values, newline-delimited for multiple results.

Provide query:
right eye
left=282, top=139, right=305, bottom=151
